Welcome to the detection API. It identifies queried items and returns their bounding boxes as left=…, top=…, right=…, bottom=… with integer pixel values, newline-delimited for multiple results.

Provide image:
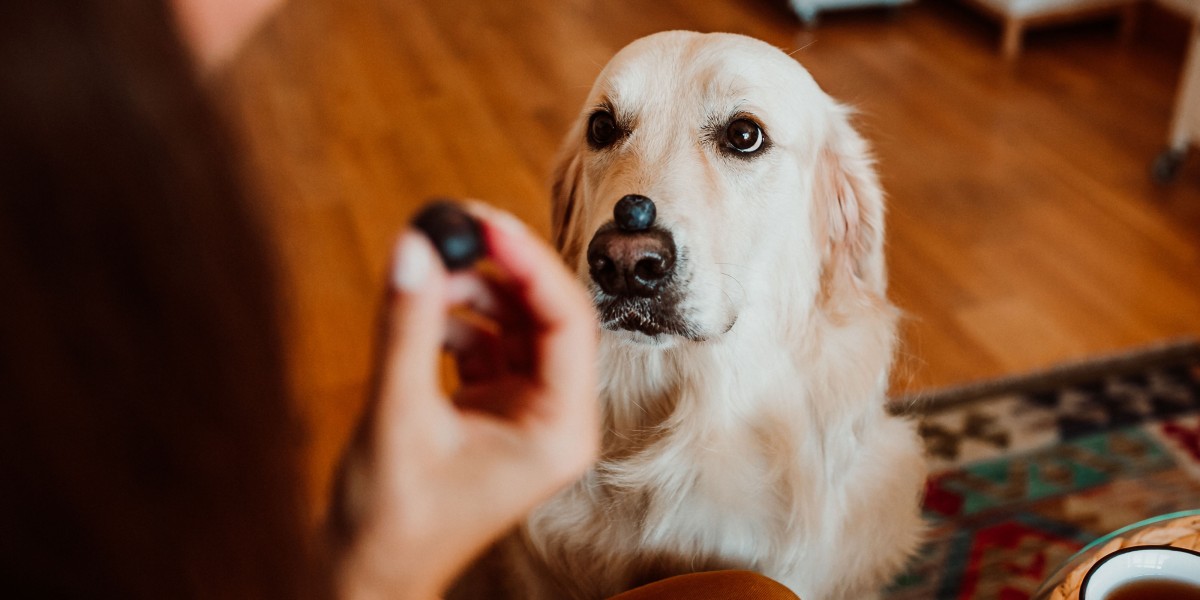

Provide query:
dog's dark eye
left=724, top=118, right=765, bottom=154
left=588, top=110, right=620, bottom=149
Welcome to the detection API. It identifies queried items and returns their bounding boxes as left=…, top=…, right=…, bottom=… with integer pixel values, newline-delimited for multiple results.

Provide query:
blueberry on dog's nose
left=614, top=194, right=656, bottom=232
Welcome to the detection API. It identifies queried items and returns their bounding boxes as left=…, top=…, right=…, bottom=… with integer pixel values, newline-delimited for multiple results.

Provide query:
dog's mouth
left=597, top=297, right=688, bottom=336
left=592, top=291, right=726, bottom=342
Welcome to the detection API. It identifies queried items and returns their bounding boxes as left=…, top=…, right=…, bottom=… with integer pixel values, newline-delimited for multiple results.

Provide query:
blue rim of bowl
left=1078, top=545, right=1200, bottom=600
left=1033, top=509, right=1200, bottom=598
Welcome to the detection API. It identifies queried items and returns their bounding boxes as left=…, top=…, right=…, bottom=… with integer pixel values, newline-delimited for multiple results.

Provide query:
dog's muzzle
left=587, top=195, right=691, bottom=337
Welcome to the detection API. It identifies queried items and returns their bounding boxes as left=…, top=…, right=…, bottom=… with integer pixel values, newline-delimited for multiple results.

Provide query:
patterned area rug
left=884, top=339, right=1200, bottom=600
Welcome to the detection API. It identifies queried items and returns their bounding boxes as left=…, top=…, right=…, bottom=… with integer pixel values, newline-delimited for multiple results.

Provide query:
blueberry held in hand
left=412, top=200, right=484, bottom=271
left=614, top=194, right=656, bottom=232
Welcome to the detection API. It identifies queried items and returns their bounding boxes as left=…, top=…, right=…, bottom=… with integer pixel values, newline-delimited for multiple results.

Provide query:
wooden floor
left=216, top=0, right=1200, bottom=507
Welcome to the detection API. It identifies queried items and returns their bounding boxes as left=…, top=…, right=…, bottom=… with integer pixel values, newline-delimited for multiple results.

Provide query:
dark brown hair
left=0, top=1, right=313, bottom=597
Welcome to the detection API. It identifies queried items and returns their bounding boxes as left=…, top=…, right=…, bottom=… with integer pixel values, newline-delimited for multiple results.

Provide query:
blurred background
left=212, top=0, right=1200, bottom=510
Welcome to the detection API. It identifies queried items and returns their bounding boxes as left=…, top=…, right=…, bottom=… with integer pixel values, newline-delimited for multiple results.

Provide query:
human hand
left=330, top=204, right=599, bottom=600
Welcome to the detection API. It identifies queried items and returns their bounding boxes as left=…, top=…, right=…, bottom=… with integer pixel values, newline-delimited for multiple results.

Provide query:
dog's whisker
left=717, top=271, right=748, bottom=303
left=714, top=261, right=764, bottom=277
left=787, top=39, right=818, bottom=56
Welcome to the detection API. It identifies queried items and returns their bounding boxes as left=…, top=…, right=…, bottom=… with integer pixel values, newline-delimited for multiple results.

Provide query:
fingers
left=465, top=203, right=596, bottom=390
left=445, top=316, right=511, bottom=384
left=383, top=230, right=449, bottom=401
left=465, top=203, right=594, bottom=334
left=336, top=216, right=594, bottom=600
left=405, top=202, right=597, bottom=451
left=444, top=272, right=517, bottom=326
left=445, top=273, right=535, bottom=381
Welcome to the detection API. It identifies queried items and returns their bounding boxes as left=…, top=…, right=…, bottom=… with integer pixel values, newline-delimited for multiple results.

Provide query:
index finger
left=465, top=203, right=597, bottom=399
left=467, top=203, right=594, bottom=334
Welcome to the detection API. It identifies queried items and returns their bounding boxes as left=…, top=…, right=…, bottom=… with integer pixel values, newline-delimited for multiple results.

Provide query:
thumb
left=329, top=231, right=447, bottom=542
left=383, top=229, right=449, bottom=399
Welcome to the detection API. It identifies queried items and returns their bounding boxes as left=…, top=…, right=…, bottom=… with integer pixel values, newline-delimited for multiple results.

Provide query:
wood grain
left=215, top=0, right=1200, bottom=510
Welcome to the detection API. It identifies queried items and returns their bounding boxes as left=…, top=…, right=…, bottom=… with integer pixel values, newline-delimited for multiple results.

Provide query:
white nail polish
left=392, top=232, right=432, bottom=291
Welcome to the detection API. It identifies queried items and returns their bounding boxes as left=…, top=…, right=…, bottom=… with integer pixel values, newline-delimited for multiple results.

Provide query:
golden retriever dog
left=453, top=31, right=927, bottom=600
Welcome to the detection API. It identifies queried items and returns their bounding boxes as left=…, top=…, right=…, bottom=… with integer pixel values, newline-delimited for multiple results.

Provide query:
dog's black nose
left=587, top=228, right=675, bottom=297
left=614, top=194, right=656, bottom=232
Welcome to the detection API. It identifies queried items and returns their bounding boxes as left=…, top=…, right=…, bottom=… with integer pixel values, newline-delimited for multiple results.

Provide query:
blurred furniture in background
left=1154, top=4, right=1200, bottom=182
left=961, top=0, right=1139, bottom=58
left=788, top=0, right=913, bottom=25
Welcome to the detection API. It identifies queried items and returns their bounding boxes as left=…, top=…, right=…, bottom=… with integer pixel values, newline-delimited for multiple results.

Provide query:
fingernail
left=392, top=231, right=433, bottom=291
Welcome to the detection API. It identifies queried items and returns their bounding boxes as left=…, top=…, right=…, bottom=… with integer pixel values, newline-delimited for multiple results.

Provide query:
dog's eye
left=724, top=119, right=765, bottom=154
left=588, top=110, right=620, bottom=149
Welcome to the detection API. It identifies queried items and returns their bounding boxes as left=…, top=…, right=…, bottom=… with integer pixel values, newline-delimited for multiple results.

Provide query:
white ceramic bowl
left=1079, top=545, right=1200, bottom=599
left=1033, top=509, right=1200, bottom=599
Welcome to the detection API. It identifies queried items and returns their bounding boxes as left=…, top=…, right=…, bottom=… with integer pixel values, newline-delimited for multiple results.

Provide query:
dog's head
left=552, top=31, right=886, bottom=348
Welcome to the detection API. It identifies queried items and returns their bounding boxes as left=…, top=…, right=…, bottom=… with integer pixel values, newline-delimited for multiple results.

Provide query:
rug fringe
left=889, top=337, right=1200, bottom=416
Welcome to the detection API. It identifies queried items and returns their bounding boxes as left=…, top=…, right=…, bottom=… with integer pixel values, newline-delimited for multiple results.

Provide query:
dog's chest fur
left=519, top=328, right=924, bottom=600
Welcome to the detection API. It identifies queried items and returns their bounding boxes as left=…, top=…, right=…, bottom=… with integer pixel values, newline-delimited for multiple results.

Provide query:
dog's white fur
left=455, top=31, right=927, bottom=600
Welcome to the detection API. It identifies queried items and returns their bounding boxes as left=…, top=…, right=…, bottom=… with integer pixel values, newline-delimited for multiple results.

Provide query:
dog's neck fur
left=592, top=290, right=899, bottom=532
left=544, top=291, right=900, bottom=590
left=597, top=290, right=895, bottom=448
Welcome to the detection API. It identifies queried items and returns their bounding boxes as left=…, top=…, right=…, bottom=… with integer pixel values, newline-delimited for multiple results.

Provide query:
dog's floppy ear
left=816, top=108, right=887, bottom=298
left=549, top=139, right=585, bottom=263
